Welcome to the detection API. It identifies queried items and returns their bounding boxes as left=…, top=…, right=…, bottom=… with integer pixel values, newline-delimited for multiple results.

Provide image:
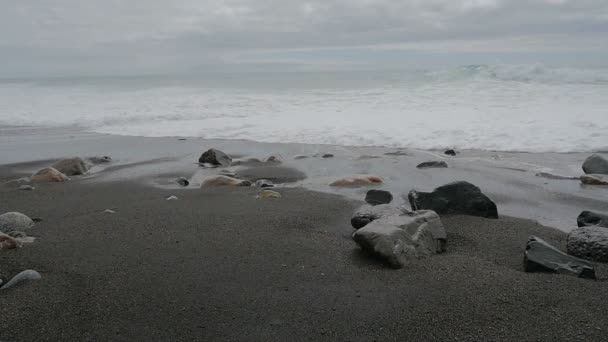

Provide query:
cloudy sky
left=1, top=0, right=607, bottom=77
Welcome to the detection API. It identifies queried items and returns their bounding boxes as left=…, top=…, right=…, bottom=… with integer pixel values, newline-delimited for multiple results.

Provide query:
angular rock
left=52, top=157, right=88, bottom=176
left=330, top=176, right=383, bottom=187
left=444, top=149, right=457, bottom=156
left=524, top=236, right=595, bottom=279
left=417, top=161, right=448, bottom=169
left=198, top=148, right=232, bottom=166
left=577, top=211, right=608, bottom=228
left=0, top=212, right=34, bottom=233
left=31, top=167, right=68, bottom=182
left=582, top=154, right=608, bottom=174
left=351, top=204, right=407, bottom=229
left=256, top=189, right=282, bottom=199
left=376, top=210, right=448, bottom=253
left=580, top=174, right=608, bottom=185
left=408, top=181, right=498, bottom=219
left=365, top=190, right=393, bottom=205
left=176, top=177, right=189, bottom=186
left=567, top=226, right=608, bottom=262
left=201, top=175, right=251, bottom=187
left=255, top=179, right=274, bottom=188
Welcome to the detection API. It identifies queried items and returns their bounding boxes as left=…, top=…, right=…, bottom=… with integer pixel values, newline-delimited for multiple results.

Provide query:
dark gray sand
left=2, top=179, right=608, bottom=341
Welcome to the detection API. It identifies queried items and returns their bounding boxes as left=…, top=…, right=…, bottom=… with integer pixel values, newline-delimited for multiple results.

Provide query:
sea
left=1, top=64, right=607, bottom=152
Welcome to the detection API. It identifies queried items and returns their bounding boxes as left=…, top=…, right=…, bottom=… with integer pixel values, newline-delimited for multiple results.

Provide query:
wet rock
left=0, top=270, right=42, bottom=290
left=408, top=181, right=498, bottom=219
left=176, top=177, right=189, bottom=186
left=444, top=149, right=457, bottom=156
left=567, top=226, right=608, bottom=262
left=582, top=154, right=608, bottom=174
left=52, top=157, right=88, bottom=176
left=31, top=167, right=68, bottom=182
left=88, top=156, right=112, bottom=165
left=524, top=236, right=595, bottom=279
left=201, top=175, right=251, bottom=187
left=351, top=204, right=407, bottom=229
left=416, top=161, right=448, bottom=169
left=322, top=154, right=334, bottom=158
left=0, top=212, right=35, bottom=233
left=580, top=174, right=608, bottom=185
left=365, top=190, right=393, bottom=205
left=198, top=148, right=232, bottom=166
left=577, top=211, right=608, bottom=228
left=255, top=179, right=274, bottom=188
left=256, top=189, right=282, bottom=199
left=330, top=176, right=383, bottom=187
left=19, top=185, right=35, bottom=191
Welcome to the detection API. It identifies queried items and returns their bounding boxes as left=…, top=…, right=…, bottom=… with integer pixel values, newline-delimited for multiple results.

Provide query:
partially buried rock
left=444, top=149, right=457, bottom=156
left=256, top=189, right=282, bottom=199
left=322, top=154, right=334, bottom=158
left=31, top=167, right=68, bottom=182
left=52, top=157, right=88, bottom=176
left=19, top=185, right=34, bottom=191
left=0, top=270, right=42, bottom=290
left=0, top=234, right=20, bottom=250
left=88, top=156, right=112, bottom=165
left=199, top=148, right=232, bottom=166
left=524, top=236, right=595, bottom=279
left=330, top=176, right=383, bottom=187
left=365, top=190, right=393, bottom=205
left=0, top=212, right=35, bottom=233
left=201, top=175, right=251, bottom=187
left=176, top=177, right=189, bottom=186
left=294, top=155, right=309, bottom=160
left=578, top=211, right=608, bottom=228
left=580, top=174, right=608, bottom=185
left=582, top=154, right=608, bottom=174
left=255, top=179, right=274, bottom=188
left=417, top=161, right=448, bottom=169
left=408, top=181, right=498, bottom=219
left=351, top=204, right=407, bottom=229
left=567, top=226, right=608, bottom=262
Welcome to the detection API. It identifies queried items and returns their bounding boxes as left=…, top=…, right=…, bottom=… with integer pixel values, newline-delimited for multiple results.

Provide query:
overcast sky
left=1, top=0, right=607, bottom=77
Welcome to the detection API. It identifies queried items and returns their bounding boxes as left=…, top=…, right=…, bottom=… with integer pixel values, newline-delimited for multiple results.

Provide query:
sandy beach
left=2, top=127, right=608, bottom=341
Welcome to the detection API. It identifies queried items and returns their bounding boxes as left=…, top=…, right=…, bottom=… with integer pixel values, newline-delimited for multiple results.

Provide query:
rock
left=408, top=181, right=498, bottom=219
left=524, top=236, right=595, bottom=279
left=51, top=157, right=88, bottom=176
left=577, top=211, right=608, bottom=228
left=322, top=154, right=334, bottom=158
left=176, top=177, right=189, bottom=186
left=384, top=151, right=410, bottom=156
left=103, top=209, right=116, bottom=214
left=266, top=156, right=282, bottom=164
left=201, top=175, right=251, bottom=187
left=444, top=149, right=457, bottom=156
left=31, top=167, right=68, bottom=182
left=416, top=161, right=448, bottom=169
left=0, top=212, right=34, bottom=233
left=19, top=185, right=35, bottom=191
left=294, top=155, right=309, bottom=160
left=365, top=190, right=393, bottom=205
left=256, top=190, right=282, bottom=199
left=582, top=154, right=608, bottom=174
left=218, top=170, right=238, bottom=178
left=0, top=270, right=42, bottom=290
left=330, top=176, right=383, bottom=187
left=0, top=234, right=20, bottom=250
left=567, top=226, right=608, bottom=262
left=375, top=210, right=448, bottom=253
left=88, top=156, right=112, bottom=165
left=255, top=179, right=274, bottom=188
left=580, top=174, right=608, bottom=185
left=198, top=148, right=232, bottom=166
left=351, top=204, right=407, bottom=229
left=166, top=195, right=179, bottom=201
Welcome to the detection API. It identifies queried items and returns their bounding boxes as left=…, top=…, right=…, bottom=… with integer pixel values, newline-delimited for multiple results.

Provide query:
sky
left=1, top=0, right=607, bottom=77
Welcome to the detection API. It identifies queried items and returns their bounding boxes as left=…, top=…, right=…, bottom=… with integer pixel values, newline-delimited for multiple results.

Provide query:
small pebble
left=19, top=185, right=35, bottom=191
left=166, top=196, right=179, bottom=201
left=103, top=209, right=116, bottom=214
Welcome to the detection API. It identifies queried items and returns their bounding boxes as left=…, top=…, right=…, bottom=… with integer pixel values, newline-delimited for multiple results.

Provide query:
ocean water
left=1, top=64, right=607, bottom=152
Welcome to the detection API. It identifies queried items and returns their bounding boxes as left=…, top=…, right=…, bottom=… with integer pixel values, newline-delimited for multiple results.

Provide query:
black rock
left=416, top=161, right=448, bottom=169
left=577, top=211, right=608, bottom=228
left=176, top=177, right=189, bottom=187
left=322, top=154, right=334, bottom=158
left=198, top=149, right=232, bottom=166
left=408, top=181, right=498, bottom=219
left=365, top=190, right=393, bottom=205
left=582, top=154, right=608, bottom=174
left=524, top=236, right=595, bottom=279
left=444, top=149, right=457, bottom=156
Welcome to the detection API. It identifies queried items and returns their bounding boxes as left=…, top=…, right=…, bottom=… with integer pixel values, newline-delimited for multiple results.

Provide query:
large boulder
left=0, top=212, right=34, bottom=233
left=567, top=226, right=608, bottom=262
left=31, top=167, right=68, bottom=182
left=51, top=157, right=88, bottom=176
left=416, top=161, right=448, bottom=169
left=365, top=190, right=393, bottom=205
left=524, top=236, right=595, bottom=279
left=198, top=148, right=232, bottom=166
left=408, top=181, right=498, bottom=219
left=351, top=204, right=407, bottom=229
left=582, top=154, right=608, bottom=174
left=577, top=211, right=608, bottom=228
left=374, top=210, right=447, bottom=253
left=580, top=174, right=608, bottom=185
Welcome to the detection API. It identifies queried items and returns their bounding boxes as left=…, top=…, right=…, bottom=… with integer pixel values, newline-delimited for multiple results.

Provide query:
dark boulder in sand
left=176, top=177, right=189, bottom=187
left=52, top=157, right=88, bottom=176
left=351, top=204, right=406, bottom=229
left=199, top=149, right=232, bottom=166
left=567, top=226, right=608, bottom=262
left=0, top=212, right=34, bottom=233
left=577, top=211, right=608, bottom=228
left=408, top=181, right=498, bottom=219
left=580, top=174, right=608, bottom=185
left=524, top=236, right=595, bottom=279
left=417, top=161, right=448, bottom=169
left=365, top=190, right=393, bottom=205
left=444, top=149, right=457, bottom=156
left=582, top=154, right=608, bottom=174
left=31, top=167, right=68, bottom=182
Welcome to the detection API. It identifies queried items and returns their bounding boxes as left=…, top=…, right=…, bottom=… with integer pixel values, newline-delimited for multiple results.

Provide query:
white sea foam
left=1, top=65, right=607, bottom=152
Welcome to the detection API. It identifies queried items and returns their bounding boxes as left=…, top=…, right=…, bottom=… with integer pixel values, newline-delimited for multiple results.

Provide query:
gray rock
left=0, top=270, right=42, bottom=290
left=351, top=204, right=407, bottom=229
left=416, top=161, right=448, bottom=169
left=322, top=154, right=334, bottom=158
left=19, top=185, right=35, bottom=191
left=0, top=212, right=35, bottom=233
left=580, top=174, right=608, bottom=185
left=444, top=149, right=457, bottom=156
left=577, top=211, right=608, bottom=228
left=51, top=157, right=88, bottom=176
left=176, top=177, right=189, bottom=186
left=375, top=210, right=448, bottom=253
left=524, top=236, right=595, bottom=279
left=365, top=190, right=393, bottom=205
left=408, top=181, right=498, bottom=219
left=255, top=179, right=274, bottom=188
left=294, top=155, right=309, bottom=160
left=198, top=148, right=232, bottom=166
left=567, top=226, right=608, bottom=262
left=88, top=156, right=112, bottom=164
left=582, top=154, right=608, bottom=174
